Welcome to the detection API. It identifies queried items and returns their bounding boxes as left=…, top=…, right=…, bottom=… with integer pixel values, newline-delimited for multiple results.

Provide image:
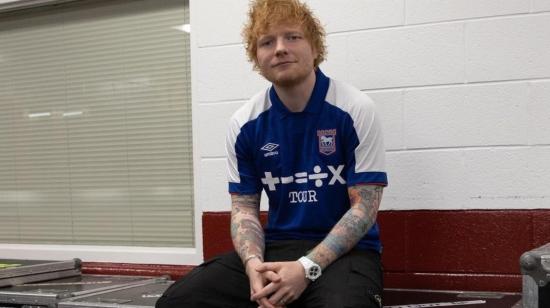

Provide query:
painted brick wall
left=191, top=0, right=550, bottom=213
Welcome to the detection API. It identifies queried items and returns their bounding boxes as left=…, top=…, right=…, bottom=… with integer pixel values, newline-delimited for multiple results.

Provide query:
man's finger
left=251, top=281, right=280, bottom=301
left=257, top=304, right=284, bottom=308
left=259, top=297, right=277, bottom=308
left=255, top=262, right=281, bottom=273
left=267, top=290, right=286, bottom=307
left=252, top=288, right=276, bottom=308
left=262, top=270, right=281, bottom=282
left=250, top=280, right=263, bottom=294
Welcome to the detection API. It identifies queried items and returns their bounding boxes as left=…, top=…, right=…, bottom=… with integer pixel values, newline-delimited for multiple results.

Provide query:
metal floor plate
left=383, top=289, right=522, bottom=308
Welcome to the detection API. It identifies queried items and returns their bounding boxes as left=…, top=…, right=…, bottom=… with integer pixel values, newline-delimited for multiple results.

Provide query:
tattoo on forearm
left=307, top=185, right=383, bottom=268
left=230, top=194, right=264, bottom=263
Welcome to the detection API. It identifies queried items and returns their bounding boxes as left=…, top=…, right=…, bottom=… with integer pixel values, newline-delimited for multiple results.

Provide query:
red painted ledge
left=82, top=262, right=194, bottom=280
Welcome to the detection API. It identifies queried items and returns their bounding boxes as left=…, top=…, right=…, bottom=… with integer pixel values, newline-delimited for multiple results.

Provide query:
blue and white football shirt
left=226, top=69, right=387, bottom=252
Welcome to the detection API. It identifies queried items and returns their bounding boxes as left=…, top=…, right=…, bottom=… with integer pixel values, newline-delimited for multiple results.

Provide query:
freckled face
left=255, top=23, right=318, bottom=87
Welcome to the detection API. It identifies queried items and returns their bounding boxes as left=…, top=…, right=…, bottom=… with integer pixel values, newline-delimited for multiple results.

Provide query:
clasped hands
left=246, top=258, right=310, bottom=308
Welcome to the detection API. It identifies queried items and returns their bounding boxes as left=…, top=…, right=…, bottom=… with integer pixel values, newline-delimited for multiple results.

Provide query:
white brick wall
left=191, top=0, right=550, bottom=212
left=406, top=0, right=529, bottom=24
left=529, top=81, right=550, bottom=145
left=532, top=0, right=550, bottom=12
left=385, top=147, right=549, bottom=210
left=306, top=0, right=405, bottom=32
left=466, top=15, right=550, bottom=82
left=348, top=23, right=465, bottom=90
left=195, top=45, right=268, bottom=102
left=402, top=83, right=529, bottom=149
left=197, top=102, right=243, bottom=158
left=194, top=0, right=249, bottom=47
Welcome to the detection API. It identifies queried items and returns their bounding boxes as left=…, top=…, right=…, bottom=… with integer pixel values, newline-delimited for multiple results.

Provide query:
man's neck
left=273, top=70, right=317, bottom=113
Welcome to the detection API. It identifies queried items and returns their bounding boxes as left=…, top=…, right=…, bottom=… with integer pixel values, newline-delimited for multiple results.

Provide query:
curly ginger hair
left=242, top=0, right=327, bottom=69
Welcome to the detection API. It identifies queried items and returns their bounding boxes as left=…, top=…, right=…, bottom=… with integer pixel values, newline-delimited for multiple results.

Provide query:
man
left=156, top=0, right=387, bottom=307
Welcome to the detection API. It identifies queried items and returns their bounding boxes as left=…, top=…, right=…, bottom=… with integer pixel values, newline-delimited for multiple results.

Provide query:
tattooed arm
left=230, top=193, right=264, bottom=262
left=306, top=184, right=384, bottom=269
left=231, top=193, right=281, bottom=308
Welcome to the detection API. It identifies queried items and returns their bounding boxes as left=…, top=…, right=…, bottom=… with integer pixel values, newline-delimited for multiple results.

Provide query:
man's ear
left=311, top=46, right=319, bottom=64
left=253, top=58, right=260, bottom=71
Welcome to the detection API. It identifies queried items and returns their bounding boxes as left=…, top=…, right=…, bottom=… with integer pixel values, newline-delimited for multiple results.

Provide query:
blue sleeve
left=226, top=122, right=262, bottom=194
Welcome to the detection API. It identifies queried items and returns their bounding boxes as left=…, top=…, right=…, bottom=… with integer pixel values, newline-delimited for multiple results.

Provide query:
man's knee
left=154, top=296, right=169, bottom=308
left=155, top=281, right=193, bottom=308
left=155, top=267, right=205, bottom=307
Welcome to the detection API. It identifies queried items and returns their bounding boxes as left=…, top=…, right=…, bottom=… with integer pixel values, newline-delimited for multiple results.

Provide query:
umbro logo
left=261, top=143, right=279, bottom=157
left=261, top=143, right=279, bottom=151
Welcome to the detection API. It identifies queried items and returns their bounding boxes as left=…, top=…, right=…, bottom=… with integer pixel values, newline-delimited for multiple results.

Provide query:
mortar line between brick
left=362, top=77, right=550, bottom=92
left=386, top=144, right=550, bottom=153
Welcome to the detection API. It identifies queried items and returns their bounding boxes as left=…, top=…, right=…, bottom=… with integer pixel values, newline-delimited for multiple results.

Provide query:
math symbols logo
left=317, top=129, right=336, bottom=156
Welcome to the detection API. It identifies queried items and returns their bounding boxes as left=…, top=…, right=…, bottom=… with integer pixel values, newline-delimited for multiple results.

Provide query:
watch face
left=299, top=257, right=321, bottom=281
left=308, top=265, right=321, bottom=279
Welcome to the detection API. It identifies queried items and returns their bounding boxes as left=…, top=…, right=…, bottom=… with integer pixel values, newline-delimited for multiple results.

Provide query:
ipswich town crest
left=317, top=129, right=336, bottom=155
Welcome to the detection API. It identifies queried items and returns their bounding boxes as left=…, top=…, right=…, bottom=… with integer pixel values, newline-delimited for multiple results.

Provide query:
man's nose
left=274, top=37, right=288, bottom=56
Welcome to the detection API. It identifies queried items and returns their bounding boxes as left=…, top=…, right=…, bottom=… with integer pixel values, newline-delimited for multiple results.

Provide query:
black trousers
left=156, top=240, right=383, bottom=308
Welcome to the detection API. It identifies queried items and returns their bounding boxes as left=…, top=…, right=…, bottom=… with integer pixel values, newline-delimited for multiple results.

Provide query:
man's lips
left=272, top=61, right=295, bottom=67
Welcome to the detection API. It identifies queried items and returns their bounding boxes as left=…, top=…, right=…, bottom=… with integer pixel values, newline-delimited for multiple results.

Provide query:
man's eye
left=259, top=40, right=272, bottom=47
left=288, top=35, right=301, bottom=41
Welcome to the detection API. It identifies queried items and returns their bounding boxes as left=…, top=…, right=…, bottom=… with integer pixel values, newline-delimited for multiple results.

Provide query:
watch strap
left=298, top=256, right=322, bottom=281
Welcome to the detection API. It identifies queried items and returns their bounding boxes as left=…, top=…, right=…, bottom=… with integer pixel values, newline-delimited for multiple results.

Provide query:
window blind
left=0, top=0, right=194, bottom=248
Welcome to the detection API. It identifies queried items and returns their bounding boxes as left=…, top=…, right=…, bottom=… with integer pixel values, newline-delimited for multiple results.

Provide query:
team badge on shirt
left=317, top=129, right=336, bottom=155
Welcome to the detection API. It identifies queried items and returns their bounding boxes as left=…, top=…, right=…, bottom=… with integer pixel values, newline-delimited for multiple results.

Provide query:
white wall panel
left=403, top=83, right=529, bottom=149
left=195, top=45, right=268, bottom=102
left=366, top=90, right=404, bottom=151
left=194, top=0, right=248, bottom=47
left=384, top=147, right=548, bottom=210
left=532, top=0, right=550, bottom=12
left=383, top=150, right=468, bottom=210
left=346, top=23, right=464, bottom=90
left=464, top=147, right=546, bottom=209
left=528, top=81, right=550, bottom=145
left=307, top=0, right=404, bottom=32
left=320, top=34, right=349, bottom=83
left=406, top=0, right=528, bottom=24
left=527, top=147, right=550, bottom=202
left=198, top=159, right=230, bottom=212
left=197, top=102, right=244, bottom=158
left=466, top=14, right=550, bottom=82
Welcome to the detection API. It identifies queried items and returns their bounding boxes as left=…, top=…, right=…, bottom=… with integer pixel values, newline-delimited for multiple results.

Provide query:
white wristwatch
left=298, top=256, right=322, bottom=281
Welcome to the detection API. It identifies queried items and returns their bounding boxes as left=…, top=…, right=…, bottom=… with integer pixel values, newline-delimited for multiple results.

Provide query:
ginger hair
left=242, top=0, right=326, bottom=69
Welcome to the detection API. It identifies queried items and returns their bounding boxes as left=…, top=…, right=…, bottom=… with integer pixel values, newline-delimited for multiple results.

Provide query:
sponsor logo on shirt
left=317, top=129, right=336, bottom=156
left=261, top=165, right=345, bottom=204
left=261, top=164, right=346, bottom=192
left=261, top=142, right=279, bottom=157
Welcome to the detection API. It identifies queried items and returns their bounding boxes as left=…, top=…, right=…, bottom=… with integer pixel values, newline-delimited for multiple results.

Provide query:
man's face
left=255, top=23, right=318, bottom=87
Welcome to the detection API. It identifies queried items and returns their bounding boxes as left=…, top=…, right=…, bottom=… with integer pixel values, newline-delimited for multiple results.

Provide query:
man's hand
left=251, top=261, right=309, bottom=306
left=246, top=258, right=284, bottom=308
